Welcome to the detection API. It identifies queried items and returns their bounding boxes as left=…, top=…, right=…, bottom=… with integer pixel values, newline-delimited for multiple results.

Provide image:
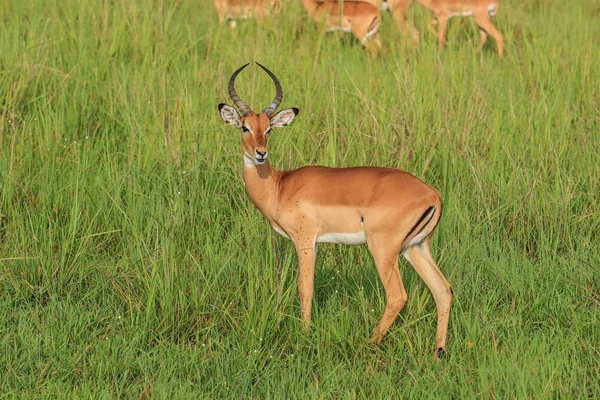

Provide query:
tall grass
left=1, top=0, right=599, bottom=397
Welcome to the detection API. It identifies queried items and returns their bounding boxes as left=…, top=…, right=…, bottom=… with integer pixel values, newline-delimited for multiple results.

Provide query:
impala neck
left=242, top=158, right=281, bottom=219
left=301, top=0, right=319, bottom=14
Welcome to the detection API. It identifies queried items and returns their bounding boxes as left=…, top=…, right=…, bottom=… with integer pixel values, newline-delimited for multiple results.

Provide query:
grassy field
left=1, top=0, right=599, bottom=397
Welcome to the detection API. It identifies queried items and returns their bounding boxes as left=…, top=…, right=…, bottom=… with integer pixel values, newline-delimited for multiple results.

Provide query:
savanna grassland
left=1, top=0, right=599, bottom=397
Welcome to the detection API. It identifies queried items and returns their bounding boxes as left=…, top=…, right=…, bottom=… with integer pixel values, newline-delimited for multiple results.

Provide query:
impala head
left=219, top=63, right=299, bottom=165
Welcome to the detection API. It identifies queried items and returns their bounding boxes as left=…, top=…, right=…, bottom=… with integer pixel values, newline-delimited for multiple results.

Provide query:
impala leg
left=371, top=33, right=382, bottom=57
left=214, top=4, right=225, bottom=24
left=475, top=28, right=489, bottom=54
left=427, top=18, right=438, bottom=36
left=474, top=14, right=504, bottom=59
left=368, top=236, right=407, bottom=343
left=294, top=235, right=317, bottom=333
left=403, top=241, right=452, bottom=358
left=436, top=16, right=448, bottom=49
left=390, top=2, right=419, bottom=43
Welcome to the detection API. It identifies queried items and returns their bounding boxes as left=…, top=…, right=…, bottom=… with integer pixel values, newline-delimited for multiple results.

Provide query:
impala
left=218, top=63, right=452, bottom=357
left=385, top=0, right=504, bottom=58
left=301, top=0, right=382, bottom=56
left=213, top=0, right=281, bottom=28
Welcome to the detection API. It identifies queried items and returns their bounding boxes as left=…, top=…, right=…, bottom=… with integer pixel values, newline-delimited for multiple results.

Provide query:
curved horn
left=228, top=63, right=252, bottom=116
left=256, top=62, right=283, bottom=117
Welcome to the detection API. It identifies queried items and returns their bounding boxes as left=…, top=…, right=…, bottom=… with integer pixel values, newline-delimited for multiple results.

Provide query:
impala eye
left=242, top=126, right=249, bottom=133
left=265, top=128, right=271, bottom=135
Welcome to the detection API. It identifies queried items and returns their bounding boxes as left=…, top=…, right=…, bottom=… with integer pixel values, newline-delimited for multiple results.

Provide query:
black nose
left=256, top=150, right=266, bottom=157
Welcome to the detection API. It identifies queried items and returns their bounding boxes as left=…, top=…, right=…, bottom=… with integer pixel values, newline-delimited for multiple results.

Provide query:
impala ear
left=270, top=108, right=299, bottom=128
left=219, top=103, right=241, bottom=128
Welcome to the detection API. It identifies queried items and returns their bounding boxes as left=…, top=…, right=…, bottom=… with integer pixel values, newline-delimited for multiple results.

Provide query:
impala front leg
left=367, top=234, right=407, bottom=343
left=293, top=234, right=317, bottom=333
left=389, top=0, right=419, bottom=43
left=436, top=15, right=448, bottom=49
left=474, top=13, right=504, bottom=59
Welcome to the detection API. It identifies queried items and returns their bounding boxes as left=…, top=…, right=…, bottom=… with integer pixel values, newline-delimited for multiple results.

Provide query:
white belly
left=449, top=11, right=473, bottom=18
left=317, top=231, right=367, bottom=245
left=271, top=225, right=367, bottom=245
left=326, top=26, right=352, bottom=33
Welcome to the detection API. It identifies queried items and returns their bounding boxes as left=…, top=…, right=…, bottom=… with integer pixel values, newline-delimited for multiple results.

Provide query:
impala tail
left=487, top=2, right=499, bottom=18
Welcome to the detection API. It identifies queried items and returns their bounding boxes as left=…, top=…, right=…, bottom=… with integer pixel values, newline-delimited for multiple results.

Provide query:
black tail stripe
left=413, top=206, right=436, bottom=238
left=403, top=206, right=434, bottom=243
left=367, top=15, right=379, bottom=33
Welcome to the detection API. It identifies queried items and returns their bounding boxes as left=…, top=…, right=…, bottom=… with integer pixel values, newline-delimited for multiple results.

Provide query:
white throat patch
left=244, top=152, right=266, bottom=167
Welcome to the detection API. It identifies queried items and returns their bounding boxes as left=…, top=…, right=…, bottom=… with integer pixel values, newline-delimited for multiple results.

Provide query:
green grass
left=1, top=0, right=599, bottom=397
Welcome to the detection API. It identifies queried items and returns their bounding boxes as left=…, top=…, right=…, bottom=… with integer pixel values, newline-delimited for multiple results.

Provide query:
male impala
left=213, top=0, right=281, bottom=28
left=218, top=63, right=452, bottom=357
left=301, top=0, right=382, bottom=56
left=381, top=0, right=504, bottom=58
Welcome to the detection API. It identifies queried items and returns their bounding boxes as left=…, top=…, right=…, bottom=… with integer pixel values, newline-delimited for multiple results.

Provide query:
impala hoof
left=370, top=331, right=384, bottom=344
left=435, top=347, right=447, bottom=360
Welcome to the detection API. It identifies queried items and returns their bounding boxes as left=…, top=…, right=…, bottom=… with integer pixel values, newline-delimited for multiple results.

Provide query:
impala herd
left=213, top=0, right=504, bottom=58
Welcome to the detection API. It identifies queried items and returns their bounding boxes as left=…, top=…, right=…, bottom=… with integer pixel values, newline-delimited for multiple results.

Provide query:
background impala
left=301, top=0, right=382, bottom=56
left=366, top=0, right=503, bottom=57
left=219, top=63, right=453, bottom=357
left=213, top=0, right=281, bottom=27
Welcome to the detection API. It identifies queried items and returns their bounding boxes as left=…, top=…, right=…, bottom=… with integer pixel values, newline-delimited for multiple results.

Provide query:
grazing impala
left=301, top=0, right=382, bottom=56
left=213, top=0, right=281, bottom=28
left=381, top=0, right=504, bottom=58
left=218, top=63, right=452, bottom=357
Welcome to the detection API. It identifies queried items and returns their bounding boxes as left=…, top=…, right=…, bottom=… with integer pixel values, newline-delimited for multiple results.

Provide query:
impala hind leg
left=474, top=13, right=504, bottom=59
left=403, top=241, right=452, bottom=358
left=475, top=28, right=489, bottom=54
left=368, top=236, right=408, bottom=343
left=294, top=235, right=317, bottom=333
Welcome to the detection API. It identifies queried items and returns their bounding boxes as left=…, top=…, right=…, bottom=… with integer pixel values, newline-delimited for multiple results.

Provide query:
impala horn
left=257, top=62, right=283, bottom=117
left=228, top=63, right=253, bottom=116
